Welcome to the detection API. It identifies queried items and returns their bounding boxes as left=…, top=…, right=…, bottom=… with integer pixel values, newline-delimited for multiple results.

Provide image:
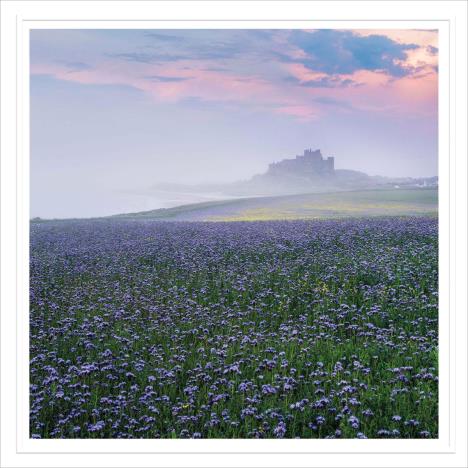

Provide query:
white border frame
left=1, top=2, right=467, bottom=468
left=15, top=14, right=454, bottom=455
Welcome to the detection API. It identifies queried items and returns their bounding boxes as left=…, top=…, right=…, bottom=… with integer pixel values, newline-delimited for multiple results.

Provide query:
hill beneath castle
left=151, top=148, right=438, bottom=198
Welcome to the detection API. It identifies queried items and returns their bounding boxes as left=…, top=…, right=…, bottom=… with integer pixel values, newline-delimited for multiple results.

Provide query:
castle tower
left=266, top=148, right=335, bottom=178
left=304, top=149, right=322, bottom=162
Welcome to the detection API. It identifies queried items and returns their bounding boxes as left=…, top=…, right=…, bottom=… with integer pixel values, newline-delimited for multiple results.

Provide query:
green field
left=115, top=188, right=438, bottom=222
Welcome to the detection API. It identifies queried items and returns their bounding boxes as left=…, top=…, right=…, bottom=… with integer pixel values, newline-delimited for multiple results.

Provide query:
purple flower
left=348, top=416, right=360, bottom=429
left=273, top=421, right=287, bottom=438
left=88, top=421, right=105, bottom=432
left=261, top=384, right=277, bottom=395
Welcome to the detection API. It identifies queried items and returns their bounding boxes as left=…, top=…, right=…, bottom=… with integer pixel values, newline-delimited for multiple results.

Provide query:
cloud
left=202, top=66, right=229, bottom=72
left=30, top=29, right=437, bottom=123
left=145, top=32, right=186, bottom=42
left=288, top=30, right=419, bottom=77
left=111, top=46, right=241, bottom=63
left=285, top=74, right=361, bottom=88
left=426, top=45, right=438, bottom=56
left=56, top=60, right=93, bottom=73
left=110, top=52, right=186, bottom=63
left=111, top=33, right=249, bottom=65
left=144, top=75, right=191, bottom=82
left=312, top=96, right=354, bottom=109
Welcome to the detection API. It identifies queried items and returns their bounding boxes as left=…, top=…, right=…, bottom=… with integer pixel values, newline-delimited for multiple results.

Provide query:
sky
left=30, top=29, right=438, bottom=218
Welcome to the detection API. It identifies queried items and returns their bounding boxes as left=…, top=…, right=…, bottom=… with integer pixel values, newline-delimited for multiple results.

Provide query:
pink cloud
left=30, top=29, right=438, bottom=122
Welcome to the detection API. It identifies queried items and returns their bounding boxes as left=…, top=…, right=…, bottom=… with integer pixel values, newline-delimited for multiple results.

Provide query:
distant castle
left=267, top=148, right=335, bottom=177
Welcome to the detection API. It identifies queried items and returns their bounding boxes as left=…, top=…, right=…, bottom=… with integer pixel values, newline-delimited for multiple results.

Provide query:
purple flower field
left=30, top=217, right=438, bottom=438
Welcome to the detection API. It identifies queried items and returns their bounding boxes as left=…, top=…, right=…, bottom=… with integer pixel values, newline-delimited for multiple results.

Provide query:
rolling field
left=30, top=216, right=438, bottom=439
left=115, top=188, right=438, bottom=222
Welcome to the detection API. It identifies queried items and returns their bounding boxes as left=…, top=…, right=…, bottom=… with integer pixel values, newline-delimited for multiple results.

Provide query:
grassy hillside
left=114, top=188, right=438, bottom=222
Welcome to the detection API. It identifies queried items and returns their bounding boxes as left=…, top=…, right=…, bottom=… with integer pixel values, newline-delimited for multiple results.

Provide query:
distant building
left=267, top=149, right=335, bottom=178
